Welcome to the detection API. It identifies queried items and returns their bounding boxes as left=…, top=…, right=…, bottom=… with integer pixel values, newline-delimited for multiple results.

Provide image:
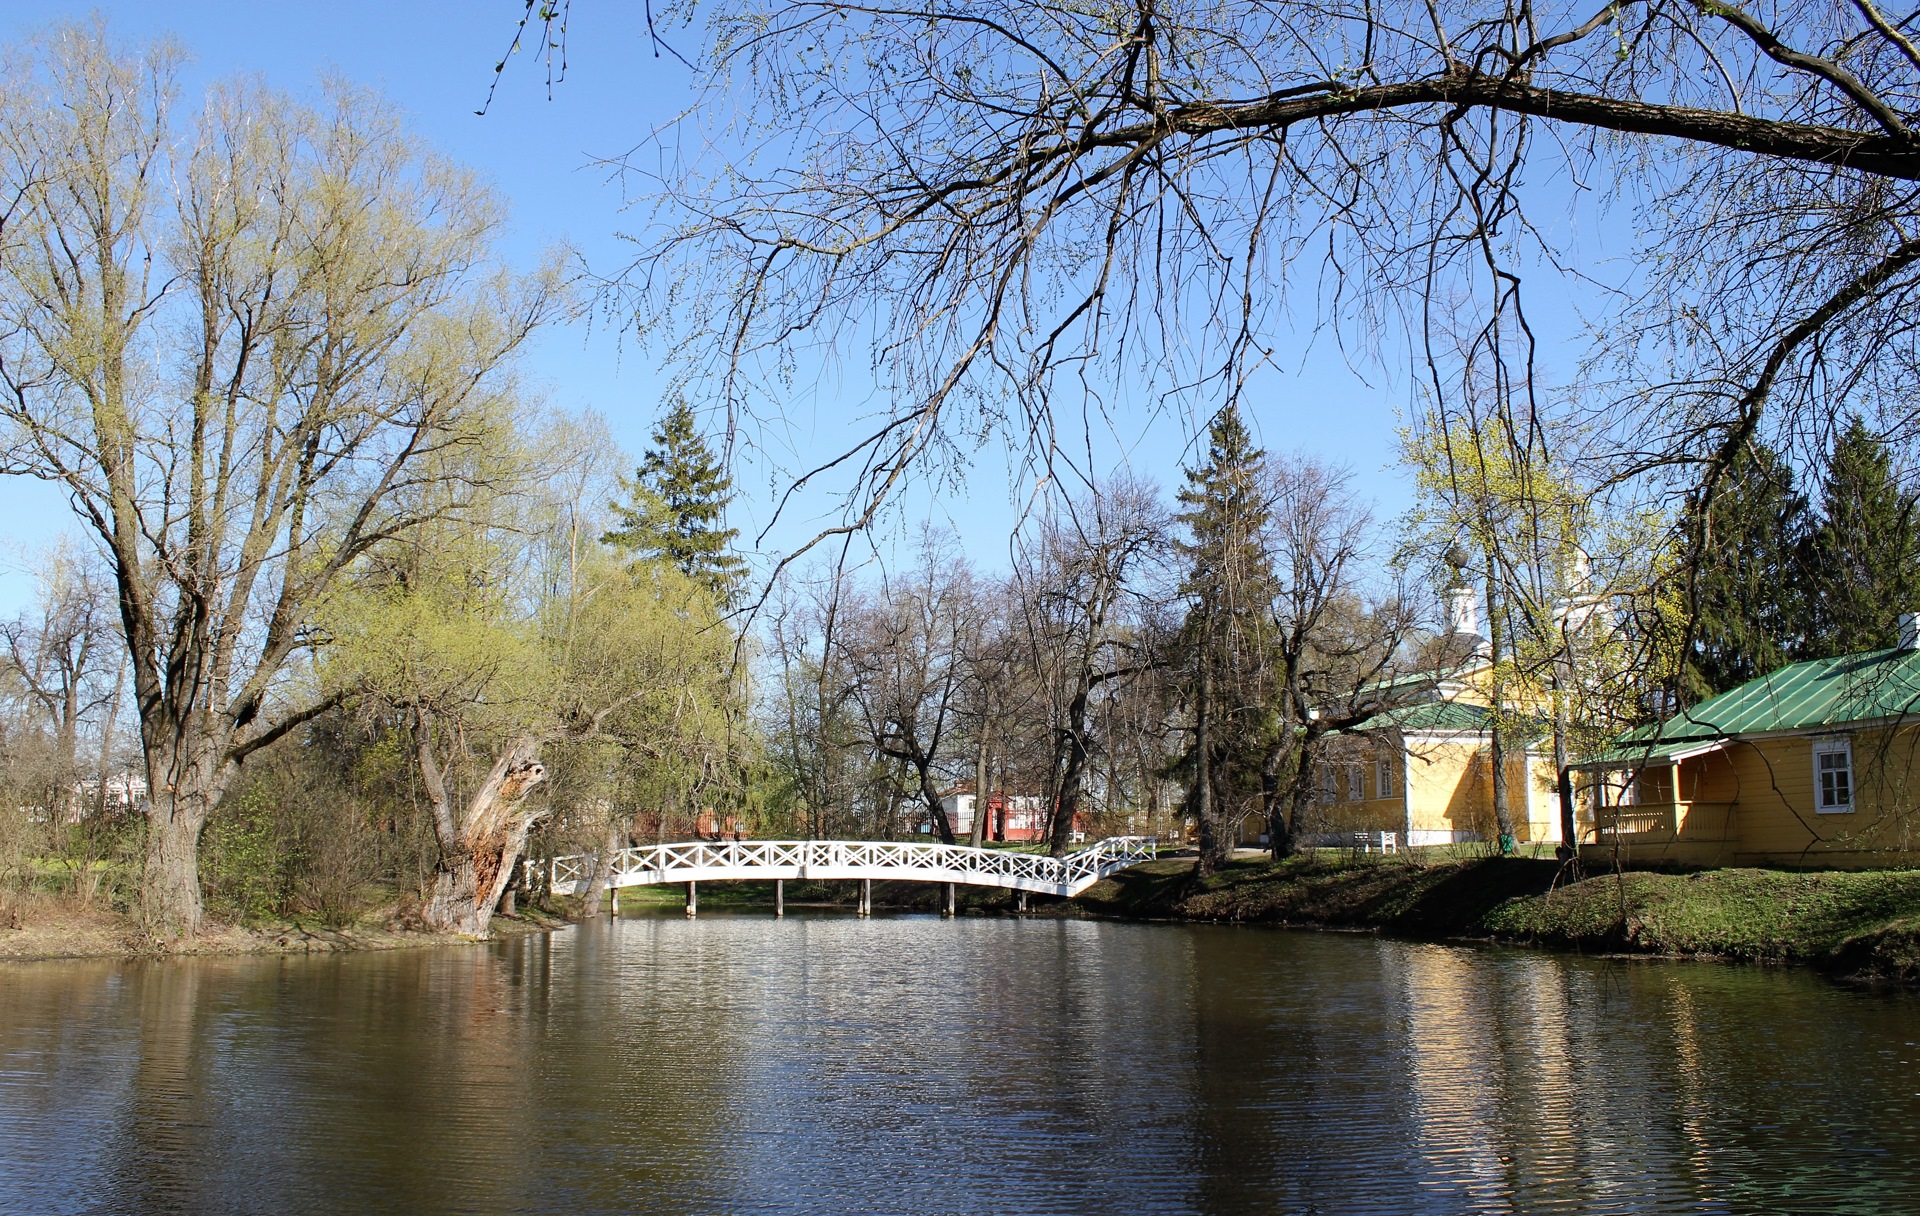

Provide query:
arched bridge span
left=540, top=836, right=1158, bottom=900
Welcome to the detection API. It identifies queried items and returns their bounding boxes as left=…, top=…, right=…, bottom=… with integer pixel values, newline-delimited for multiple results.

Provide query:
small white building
left=933, top=785, right=1077, bottom=843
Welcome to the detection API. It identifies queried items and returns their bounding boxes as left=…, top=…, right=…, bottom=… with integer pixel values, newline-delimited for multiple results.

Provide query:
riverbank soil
left=1066, top=855, right=1920, bottom=981
left=0, top=893, right=566, bottom=963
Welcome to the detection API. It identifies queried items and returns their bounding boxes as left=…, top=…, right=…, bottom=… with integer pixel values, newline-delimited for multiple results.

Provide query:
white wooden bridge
left=537, top=836, right=1158, bottom=914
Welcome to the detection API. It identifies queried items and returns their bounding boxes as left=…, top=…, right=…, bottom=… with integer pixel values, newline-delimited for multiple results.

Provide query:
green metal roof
left=1616, top=646, right=1920, bottom=752
left=1355, top=700, right=1493, bottom=733
left=1580, top=737, right=1725, bottom=767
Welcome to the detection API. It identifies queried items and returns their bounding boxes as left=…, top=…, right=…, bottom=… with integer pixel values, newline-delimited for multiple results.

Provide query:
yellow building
left=1317, top=703, right=1566, bottom=848
left=1573, top=638, right=1920, bottom=867
left=1285, top=673, right=1571, bottom=850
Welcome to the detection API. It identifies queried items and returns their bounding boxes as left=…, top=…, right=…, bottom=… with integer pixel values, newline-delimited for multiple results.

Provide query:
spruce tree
left=1175, top=404, right=1276, bottom=874
left=605, top=398, right=747, bottom=604
left=1682, top=441, right=1812, bottom=699
left=1806, top=418, right=1920, bottom=655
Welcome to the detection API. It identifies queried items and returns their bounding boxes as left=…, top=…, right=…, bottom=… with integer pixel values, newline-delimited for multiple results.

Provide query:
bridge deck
left=540, top=837, right=1157, bottom=899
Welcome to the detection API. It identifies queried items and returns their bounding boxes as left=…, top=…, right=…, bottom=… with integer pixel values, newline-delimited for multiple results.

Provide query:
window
left=1814, top=738, right=1854, bottom=813
left=1347, top=763, right=1366, bottom=801
left=1376, top=759, right=1394, bottom=800
left=1317, top=767, right=1336, bottom=803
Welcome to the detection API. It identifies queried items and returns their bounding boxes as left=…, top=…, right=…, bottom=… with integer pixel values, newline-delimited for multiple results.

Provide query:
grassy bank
left=0, top=895, right=568, bottom=963
left=1064, top=855, right=1920, bottom=981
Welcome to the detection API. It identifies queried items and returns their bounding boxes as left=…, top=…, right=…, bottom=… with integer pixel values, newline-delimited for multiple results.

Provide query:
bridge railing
left=538, top=835, right=1159, bottom=898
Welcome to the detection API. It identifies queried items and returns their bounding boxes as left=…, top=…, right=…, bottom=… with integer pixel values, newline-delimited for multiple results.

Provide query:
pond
left=3, top=911, right=1919, bottom=1214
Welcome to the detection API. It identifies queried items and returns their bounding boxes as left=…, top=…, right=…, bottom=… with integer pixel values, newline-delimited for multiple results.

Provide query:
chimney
left=1447, top=585, right=1481, bottom=639
left=1900, top=612, right=1920, bottom=651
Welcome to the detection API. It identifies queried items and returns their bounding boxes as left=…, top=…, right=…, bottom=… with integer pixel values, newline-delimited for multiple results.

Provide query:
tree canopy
left=605, top=398, right=747, bottom=605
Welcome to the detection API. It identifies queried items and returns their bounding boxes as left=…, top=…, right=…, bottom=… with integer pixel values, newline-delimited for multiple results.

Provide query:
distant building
left=65, top=772, right=147, bottom=821
left=1243, top=583, right=1577, bottom=851
left=934, top=784, right=1082, bottom=844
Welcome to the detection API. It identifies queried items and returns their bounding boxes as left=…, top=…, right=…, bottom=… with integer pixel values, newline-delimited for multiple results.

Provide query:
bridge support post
left=943, top=882, right=955, bottom=918
left=686, top=880, right=697, bottom=918
left=1016, top=889, right=1028, bottom=914
left=859, top=878, right=871, bottom=917
left=775, top=879, right=785, bottom=918
left=610, top=886, right=618, bottom=918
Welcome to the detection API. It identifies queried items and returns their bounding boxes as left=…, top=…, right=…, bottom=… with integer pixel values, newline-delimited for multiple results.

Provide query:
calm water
left=3, top=913, right=1919, bottom=1215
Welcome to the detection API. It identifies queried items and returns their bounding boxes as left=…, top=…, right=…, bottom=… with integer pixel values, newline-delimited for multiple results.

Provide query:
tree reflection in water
left=3, top=916, right=1919, bottom=1214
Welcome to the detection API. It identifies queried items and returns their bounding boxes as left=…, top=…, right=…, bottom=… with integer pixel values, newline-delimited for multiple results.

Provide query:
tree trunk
left=1194, top=651, right=1224, bottom=877
left=1485, top=576, right=1516, bottom=846
left=1261, top=735, right=1295, bottom=861
left=141, top=793, right=209, bottom=937
left=916, top=761, right=958, bottom=844
left=138, top=739, right=232, bottom=937
left=1282, top=729, right=1327, bottom=863
left=576, top=817, right=622, bottom=921
left=1048, top=687, right=1092, bottom=857
left=1554, top=678, right=1578, bottom=862
left=969, top=735, right=989, bottom=848
left=419, top=730, right=548, bottom=937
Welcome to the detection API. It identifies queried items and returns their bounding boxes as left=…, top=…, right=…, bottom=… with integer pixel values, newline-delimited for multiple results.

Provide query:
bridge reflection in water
left=537, top=836, right=1158, bottom=915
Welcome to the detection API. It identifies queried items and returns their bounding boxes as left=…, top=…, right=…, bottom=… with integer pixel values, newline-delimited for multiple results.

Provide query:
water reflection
left=4, top=915, right=1920, bottom=1214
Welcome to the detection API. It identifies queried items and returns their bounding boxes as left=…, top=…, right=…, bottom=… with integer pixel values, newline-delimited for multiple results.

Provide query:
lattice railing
left=538, top=835, right=1159, bottom=898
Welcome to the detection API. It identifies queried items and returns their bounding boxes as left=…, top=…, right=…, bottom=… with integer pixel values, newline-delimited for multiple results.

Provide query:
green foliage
left=1806, top=418, right=1920, bottom=656
left=1174, top=404, right=1279, bottom=838
left=604, top=397, right=747, bottom=604
left=1685, top=422, right=1920, bottom=698
left=203, top=785, right=289, bottom=925
left=1683, top=442, right=1812, bottom=698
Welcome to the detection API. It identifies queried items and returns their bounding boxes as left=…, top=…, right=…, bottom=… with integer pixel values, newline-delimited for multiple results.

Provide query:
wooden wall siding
left=1592, top=725, right=1920, bottom=866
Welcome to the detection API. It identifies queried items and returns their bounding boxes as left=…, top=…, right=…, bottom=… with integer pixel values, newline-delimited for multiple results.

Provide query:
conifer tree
left=1175, top=404, right=1277, bottom=875
left=605, top=398, right=747, bottom=604
left=1682, top=442, right=1812, bottom=698
left=1807, top=419, right=1920, bottom=656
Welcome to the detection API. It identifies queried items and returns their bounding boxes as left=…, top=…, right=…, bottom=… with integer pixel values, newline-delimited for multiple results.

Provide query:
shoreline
left=0, top=902, right=569, bottom=964
left=1052, top=855, right=1920, bottom=983
left=10, top=856, right=1920, bottom=984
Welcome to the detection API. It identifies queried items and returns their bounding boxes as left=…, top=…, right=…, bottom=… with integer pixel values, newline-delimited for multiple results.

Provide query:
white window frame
left=1813, top=737, right=1854, bottom=814
left=1347, top=762, right=1366, bottom=802
left=1375, top=758, right=1394, bottom=800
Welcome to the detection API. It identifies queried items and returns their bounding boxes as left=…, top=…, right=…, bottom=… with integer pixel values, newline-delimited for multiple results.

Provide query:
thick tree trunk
left=1261, top=737, right=1295, bottom=862
left=138, top=740, right=233, bottom=937
left=141, top=793, right=209, bottom=937
left=419, top=730, right=548, bottom=937
left=1048, top=688, right=1092, bottom=857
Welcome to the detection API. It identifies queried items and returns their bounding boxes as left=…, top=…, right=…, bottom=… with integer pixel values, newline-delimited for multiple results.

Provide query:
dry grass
left=0, top=891, right=561, bottom=962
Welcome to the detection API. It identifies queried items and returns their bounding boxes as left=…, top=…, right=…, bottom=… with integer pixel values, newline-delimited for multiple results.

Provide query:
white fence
left=538, top=836, right=1159, bottom=899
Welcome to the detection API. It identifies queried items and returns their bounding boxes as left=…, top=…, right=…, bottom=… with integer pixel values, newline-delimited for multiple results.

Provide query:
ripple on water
left=3, top=915, right=1920, bottom=1215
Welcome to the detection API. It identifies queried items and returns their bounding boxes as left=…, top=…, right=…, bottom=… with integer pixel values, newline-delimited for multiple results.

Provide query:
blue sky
left=0, top=2, right=1603, bottom=609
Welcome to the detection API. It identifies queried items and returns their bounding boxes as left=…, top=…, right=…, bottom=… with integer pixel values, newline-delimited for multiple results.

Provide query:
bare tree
left=837, top=536, right=975, bottom=842
left=1260, top=457, right=1430, bottom=856
left=522, top=0, right=1920, bottom=577
left=956, top=574, right=1019, bottom=848
left=1013, top=478, right=1170, bottom=855
left=0, top=549, right=119, bottom=819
